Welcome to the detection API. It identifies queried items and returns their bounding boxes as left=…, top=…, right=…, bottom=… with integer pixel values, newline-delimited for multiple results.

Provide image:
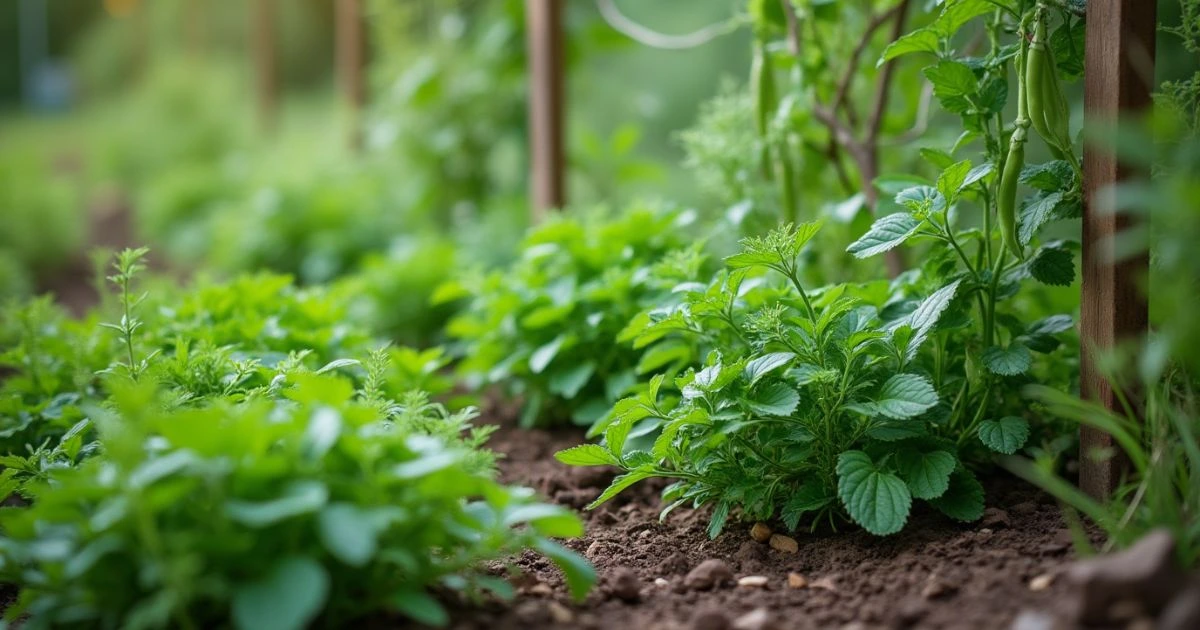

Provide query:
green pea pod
left=751, top=40, right=777, bottom=179
left=998, top=124, right=1027, bottom=261
left=1024, top=7, right=1063, bottom=159
left=1039, top=40, right=1072, bottom=153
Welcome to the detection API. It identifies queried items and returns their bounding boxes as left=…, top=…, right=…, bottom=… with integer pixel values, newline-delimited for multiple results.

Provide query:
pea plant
left=558, top=0, right=1082, bottom=537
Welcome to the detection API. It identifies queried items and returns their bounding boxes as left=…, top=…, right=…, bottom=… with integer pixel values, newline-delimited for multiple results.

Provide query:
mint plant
left=439, top=204, right=703, bottom=427
left=0, top=374, right=593, bottom=629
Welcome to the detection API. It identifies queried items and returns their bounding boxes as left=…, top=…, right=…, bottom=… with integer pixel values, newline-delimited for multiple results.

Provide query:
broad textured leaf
left=1019, top=160, right=1074, bottom=192
left=555, top=444, right=620, bottom=467
left=872, top=374, right=939, bottom=419
left=929, top=468, right=985, bottom=522
left=895, top=450, right=957, bottom=500
left=982, top=343, right=1032, bottom=376
left=836, top=451, right=912, bottom=536
left=895, top=186, right=947, bottom=214
left=1019, top=192, right=1065, bottom=245
left=233, top=556, right=329, bottom=630
left=781, top=482, right=834, bottom=530
left=960, top=162, right=994, bottom=191
left=746, top=382, right=800, bottom=417
left=548, top=361, right=595, bottom=398
left=847, top=214, right=922, bottom=259
left=742, top=352, right=795, bottom=386
left=903, top=279, right=962, bottom=360
left=936, top=160, right=973, bottom=201
left=932, top=0, right=994, bottom=37
left=977, top=416, right=1030, bottom=454
left=1029, top=247, right=1075, bottom=286
left=1027, top=314, right=1074, bottom=335
left=586, top=468, right=656, bottom=509
left=879, top=28, right=939, bottom=65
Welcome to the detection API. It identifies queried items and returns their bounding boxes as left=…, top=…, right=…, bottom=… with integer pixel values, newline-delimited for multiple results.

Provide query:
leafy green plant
left=0, top=374, right=594, bottom=629
left=439, top=204, right=701, bottom=427
left=558, top=0, right=1087, bottom=537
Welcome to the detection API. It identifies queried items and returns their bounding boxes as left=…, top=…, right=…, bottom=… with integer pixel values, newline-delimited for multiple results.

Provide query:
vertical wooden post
left=253, top=0, right=279, bottom=134
left=1079, top=0, right=1156, bottom=499
left=525, top=0, right=566, bottom=221
left=336, top=0, right=367, bottom=151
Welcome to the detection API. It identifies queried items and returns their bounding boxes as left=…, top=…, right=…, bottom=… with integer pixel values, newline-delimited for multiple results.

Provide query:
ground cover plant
left=559, top=0, right=1084, bottom=537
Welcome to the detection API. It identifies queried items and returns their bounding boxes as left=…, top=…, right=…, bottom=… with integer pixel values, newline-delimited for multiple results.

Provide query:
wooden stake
left=525, top=0, right=566, bottom=221
left=253, top=0, right=278, bottom=134
left=1079, top=0, right=1156, bottom=499
left=336, top=0, right=367, bottom=151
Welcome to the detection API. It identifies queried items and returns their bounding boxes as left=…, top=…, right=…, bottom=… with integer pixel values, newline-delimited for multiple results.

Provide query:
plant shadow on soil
left=438, top=417, right=1087, bottom=630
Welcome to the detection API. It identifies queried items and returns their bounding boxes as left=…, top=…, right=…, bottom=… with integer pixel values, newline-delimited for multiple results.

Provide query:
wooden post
left=525, top=0, right=566, bottom=221
left=253, top=0, right=278, bottom=134
left=336, top=0, right=367, bottom=151
left=1079, top=0, right=1156, bottom=498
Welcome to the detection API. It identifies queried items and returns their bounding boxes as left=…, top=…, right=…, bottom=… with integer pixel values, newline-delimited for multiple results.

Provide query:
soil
left=447, top=422, right=1083, bottom=630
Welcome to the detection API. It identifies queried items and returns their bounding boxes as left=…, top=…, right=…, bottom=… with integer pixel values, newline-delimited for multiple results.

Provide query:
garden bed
left=454, top=421, right=1080, bottom=630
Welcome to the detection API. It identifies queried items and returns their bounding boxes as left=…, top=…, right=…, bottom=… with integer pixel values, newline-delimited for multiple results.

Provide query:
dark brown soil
left=451, top=423, right=1082, bottom=630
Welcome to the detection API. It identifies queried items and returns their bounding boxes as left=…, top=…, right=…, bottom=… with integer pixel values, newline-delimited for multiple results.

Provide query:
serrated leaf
left=903, top=279, right=962, bottom=360
left=982, top=344, right=1032, bottom=376
left=932, top=0, right=994, bottom=37
left=847, top=213, right=922, bottom=259
left=707, top=500, right=731, bottom=539
left=894, top=450, right=957, bottom=500
left=1019, top=160, right=1074, bottom=192
left=555, top=444, right=620, bottom=467
left=746, top=382, right=800, bottom=417
left=961, top=162, right=994, bottom=190
left=1027, top=314, right=1074, bottom=335
left=1019, top=191, right=1065, bottom=245
left=879, top=28, right=939, bottom=65
left=742, top=352, right=795, bottom=386
left=586, top=467, right=656, bottom=509
left=782, top=482, right=834, bottom=531
left=895, top=185, right=947, bottom=214
left=929, top=468, right=985, bottom=522
left=936, top=160, right=973, bottom=202
left=977, top=416, right=1030, bottom=454
left=873, top=374, right=938, bottom=419
left=836, top=451, right=912, bottom=536
left=1029, top=247, right=1075, bottom=286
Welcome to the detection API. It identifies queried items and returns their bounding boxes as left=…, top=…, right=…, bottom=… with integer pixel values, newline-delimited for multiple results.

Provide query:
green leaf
left=742, top=352, right=795, bottom=386
left=746, top=382, right=800, bottom=417
left=924, top=61, right=977, bottom=113
left=932, top=0, right=994, bottom=38
left=936, top=160, right=973, bottom=202
left=503, top=504, right=584, bottom=538
left=781, top=482, right=833, bottom=531
left=895, top=450, right=957, bottom=500
left=929, top=468, right=985, bottom=522
left=555, top=444, right=620, bottom=467
left=548, top=361, right=595, bottom=398
left=872, top=374, right=939, bottom=419
left=895, top=186, right=947, bottom=214
left=1019, top=191, right=1065, bottom=245
left=226, top=481, right=329, bottom=527
left=1027, top=314, right=1074, bottom=336
left=836, top=451, right=912, bottom=536
left=1019, top=161, right=1074, bottom=192
left=318, top=504, right=378, bottom=567
left=586, top=467, right=656, bottom=509
left=233, top=556, right=330, bottom=630
left=1028, top=247, right=1075, bottom=287
left=977, top=416, right=1030, bottom=455
left=902, top=279, right=962, bottom=360
left=707, top=500, right=731, bottom=539
left=878, top=28, right=939, bottom=65
left=982, top=343, right=1032, bottom=376
left=391, top=591, right=449, bottom=627
left=529, top=335, right=565, bottom=374
left=533, top=539, right=597, bottom=601
left=847, top=213, right=922, bottom=259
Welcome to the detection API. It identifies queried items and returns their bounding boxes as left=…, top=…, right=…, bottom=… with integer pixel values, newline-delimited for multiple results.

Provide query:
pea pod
left=751, top=40, right=777, bottom=179
left=1025, top=6, right=1066, bottom=159
left=1039, top=35, right=1072, bottom=152
left=998, top=123, right=1027, bottom=261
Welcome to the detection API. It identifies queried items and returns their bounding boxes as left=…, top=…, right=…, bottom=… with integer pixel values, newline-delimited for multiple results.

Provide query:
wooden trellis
left=524, top=0, right=1157, bottom=499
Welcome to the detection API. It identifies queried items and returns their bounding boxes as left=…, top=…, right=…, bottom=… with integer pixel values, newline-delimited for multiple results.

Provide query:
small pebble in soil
left=981, top=507, right=1011, bottom=529
left=737, top=575, right=770, bottom=588
left=546, top=601, right=574, bottom=624
left=732, top=608, right=776, bottom=630
left=750, top=522, right=773, bottom=543
left=769, top=533, right=799, bottom=554
left=685, top=559, right=735, bottom=591
left=1010, top=609, right=1059, bottom=630
left=691, top=608, right=732, bottom=630
left=1010, top=501, right=1038, bottom=516
left=920, top=574, right=958, bottom=600
left=1028, top=573, right=1055, bottom=591
left=1065, top=528, right=1185, bottom=626
left=787, top=572, right=808, bottom=589
left=654, top=577, right=670, bottom=587
left=608, top=566, right=642, bottom=602
left=810, top=576, right=837, bottom=591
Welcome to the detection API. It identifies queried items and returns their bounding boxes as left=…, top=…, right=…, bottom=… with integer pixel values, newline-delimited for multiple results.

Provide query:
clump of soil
left=453, top=423, right=1083, bottom=630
